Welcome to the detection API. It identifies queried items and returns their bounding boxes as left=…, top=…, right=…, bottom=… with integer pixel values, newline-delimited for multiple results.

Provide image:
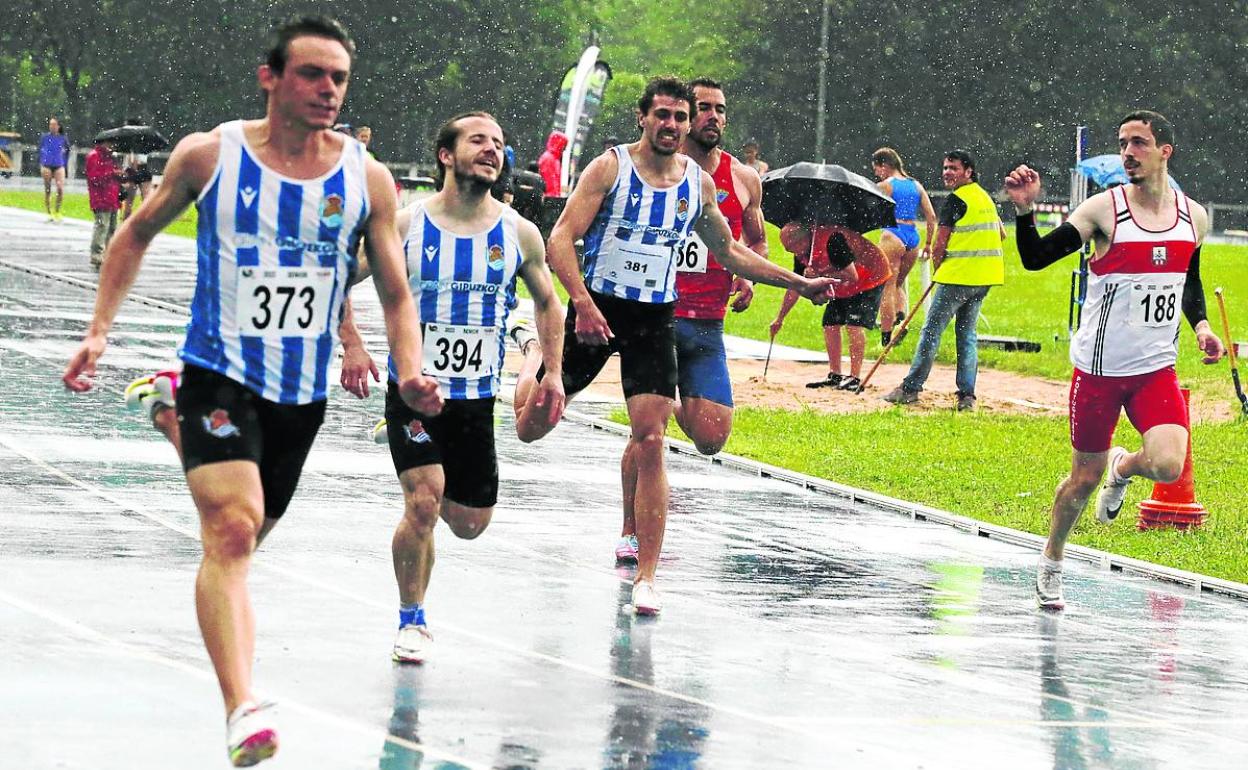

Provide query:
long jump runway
left=2, top=208, right=1248, bottom=769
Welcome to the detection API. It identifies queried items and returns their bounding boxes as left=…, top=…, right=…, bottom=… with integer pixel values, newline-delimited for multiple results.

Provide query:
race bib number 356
left=237, top=267, right=335, bottom=338
left=423, top=324, right=498, bottom=380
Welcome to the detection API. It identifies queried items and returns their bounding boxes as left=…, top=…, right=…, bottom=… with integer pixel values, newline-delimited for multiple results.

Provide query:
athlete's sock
left=1040, top=555, right=1062, bottom=571
left=399, top=603, right=426, bottom=628
left=1107, top=453, right=1127, bottom=486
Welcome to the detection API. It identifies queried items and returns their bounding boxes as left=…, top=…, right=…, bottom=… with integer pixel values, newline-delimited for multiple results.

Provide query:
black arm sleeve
left=1182, top=247, right=1207, bottom=328
left=1014, top=212, right=1084, bottom=271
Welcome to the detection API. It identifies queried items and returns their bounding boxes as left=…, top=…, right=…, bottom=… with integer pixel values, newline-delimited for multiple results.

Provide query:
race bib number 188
left=1130, top=282, right=1178, bottom=328
left=237, top=266, right=335, bottom=338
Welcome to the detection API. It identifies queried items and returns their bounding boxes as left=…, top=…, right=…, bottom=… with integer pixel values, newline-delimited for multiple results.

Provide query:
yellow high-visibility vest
left=934, top=182, right=1004, bottom=286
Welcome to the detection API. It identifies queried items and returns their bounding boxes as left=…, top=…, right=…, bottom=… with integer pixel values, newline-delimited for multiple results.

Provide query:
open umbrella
left=1076, top=154, right=1180, bottom=191
left=761, top=162, right=896, bottom=233
left=94, top=125, right=169, bottom=154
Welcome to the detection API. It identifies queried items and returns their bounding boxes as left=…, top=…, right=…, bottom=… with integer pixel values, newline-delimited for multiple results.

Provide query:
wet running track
left=2, top=207, right=1248, bottom=769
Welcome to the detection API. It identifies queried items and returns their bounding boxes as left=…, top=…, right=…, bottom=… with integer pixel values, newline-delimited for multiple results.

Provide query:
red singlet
left=674, top=151, right=745, bottom=320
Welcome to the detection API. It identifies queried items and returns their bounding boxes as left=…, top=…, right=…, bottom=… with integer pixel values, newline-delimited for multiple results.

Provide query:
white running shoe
left=509, top=319, right=538, bottom=355
left=632, top=580, right=662, bottom=616
left=124, top=370, right=178, bottom=421
left=1035, top=559, right=1065, bottom=610
left=614, top=534, right=639, bottom=565
left=393, top=623, right=433, bottom=664
left=1094, top=446, right=1132, bottom=524
left=371, top=418, right=389, bottom=445
left=226, top=700, right=279, bottom=767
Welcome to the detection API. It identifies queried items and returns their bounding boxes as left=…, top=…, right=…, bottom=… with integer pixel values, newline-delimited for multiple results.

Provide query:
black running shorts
left=383, top=383, right=499, bottom=509
left=176, top=364, right=326, bottom=519
left=539, top=291, right=677, bottom=400
left=821, top=285, right=886, bottom=329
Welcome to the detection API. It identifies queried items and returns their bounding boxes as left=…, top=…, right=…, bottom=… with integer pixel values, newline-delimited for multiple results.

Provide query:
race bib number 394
left=1130, top=282, right=1179, bottom=328
left=423, top=324, right=498, bottom=380
left=237, top=266, right=335, bottom=338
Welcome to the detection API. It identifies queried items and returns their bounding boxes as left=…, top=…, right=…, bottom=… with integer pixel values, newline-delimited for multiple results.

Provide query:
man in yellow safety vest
left=883, top=149, right=1005, bottom=411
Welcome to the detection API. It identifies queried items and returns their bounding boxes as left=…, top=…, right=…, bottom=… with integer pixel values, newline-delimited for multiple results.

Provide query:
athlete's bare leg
left=392, top=464, right=493, bottom=605
left=896, top=246, right=919, bottom=312
left=513, top=337, right=560, bottom=443
left=41, top=167, right=53, bottom=215
left=51, top=167, right=65, bottom=215
left=1042, top=424, right=1187, bottom=561
left=1114, top=424, right=1187, bottom=485
left=675, top=396, right=732, bottom=456
left=846, top=325, right=866, bottom=378
left=1042, top=450, right=1107, bottom=561
left=185, top=460, right=266, bottom=716
left=877, top=231, right=906, bottom=333
left=624, top=394, right=674, bottom=584
left=621, top=441, right=638, bottom=537
left=823, top=325, right=844, bottom=376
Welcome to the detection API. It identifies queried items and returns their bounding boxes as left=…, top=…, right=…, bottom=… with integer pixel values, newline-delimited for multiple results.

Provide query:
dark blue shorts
left=674, top=317, right=733, bottom=407
left=883, top=224, right=920, bottom=251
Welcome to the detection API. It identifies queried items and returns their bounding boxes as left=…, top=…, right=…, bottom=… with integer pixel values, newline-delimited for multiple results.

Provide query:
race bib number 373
left=237, top=266, right=335, bottom=338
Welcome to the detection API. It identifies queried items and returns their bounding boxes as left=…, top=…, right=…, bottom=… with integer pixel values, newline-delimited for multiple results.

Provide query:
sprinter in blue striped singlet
left=529, top=77, right=837, bottom=616
left=354, top=113, right=565, bottom=665
left=62, top=16, right=441, bottom=767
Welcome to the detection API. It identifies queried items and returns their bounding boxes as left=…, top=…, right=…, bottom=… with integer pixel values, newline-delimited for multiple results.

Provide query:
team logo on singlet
left=487, top=244, right=506, bottom=271
left=319, top=194, right=344, bottom=228
left=239, top=186, right=258, bottom=208
left=675, top=198, right=690, bottom=221
left=1152, top=246, right=1167, bottom=266
left=630, top=193, right=641, bottom=206
left=403, top=419, right=432, bottom=444
left=716, top=189, right=729, bottom=204
left=424, top=245, right=437, bottom=261
left=201, top=408, right=240, bottom=439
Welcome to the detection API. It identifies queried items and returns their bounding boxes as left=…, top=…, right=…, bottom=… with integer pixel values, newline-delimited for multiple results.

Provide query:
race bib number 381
left=237, top=266, right=335, bottom=338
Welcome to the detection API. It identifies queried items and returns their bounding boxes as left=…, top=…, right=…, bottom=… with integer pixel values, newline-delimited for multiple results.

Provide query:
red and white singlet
left=674, top=151, right=745, bottom=320
left=1070, top=186, right=1197, bottom=377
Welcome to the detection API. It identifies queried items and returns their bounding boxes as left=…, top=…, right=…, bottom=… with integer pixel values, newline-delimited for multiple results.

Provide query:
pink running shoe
left=226, top=700, right=278, bottom=767
left=614, top=534, right=639, bottom=565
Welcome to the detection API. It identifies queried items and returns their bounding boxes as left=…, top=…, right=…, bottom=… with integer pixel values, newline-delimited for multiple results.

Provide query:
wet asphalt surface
left=2, top=207, right=1248, bottom=769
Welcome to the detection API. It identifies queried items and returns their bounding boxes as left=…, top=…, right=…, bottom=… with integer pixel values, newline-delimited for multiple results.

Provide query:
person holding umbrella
left=883, top=149, right=1005, bottom=411
left=527, top=76, right=834, bottom=615
left=771, top=223, right=892, bottom=392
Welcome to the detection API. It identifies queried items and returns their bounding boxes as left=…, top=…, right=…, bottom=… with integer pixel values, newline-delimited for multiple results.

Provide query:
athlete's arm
left=1004, top=164, right=1103, bottom=270
left=769, top=289, right=801, bottom=338
left=63, top=131, right=217, bottom=391
left=917, top=182, right=937, bottom=256
left=731, top=165, right=768, bottom=311
left=515, top=217, right=565, bottom=424
left=694, top=175, right=833, bottom=302
left=362, top=159, right=441, bottom=415
left=1186, top=203, right=1225, bottom=363
left=547, top=151, right=617, bottom=345
left=337, top=297, right=379, bottom=399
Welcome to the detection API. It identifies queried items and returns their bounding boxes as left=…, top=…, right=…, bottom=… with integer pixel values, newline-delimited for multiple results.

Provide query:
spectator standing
left=85, top=139, right=123, bottom=269
left=354, top=125, right=375, bottom=158
left=741, top=139, right=769, bottom=175
left=883, top=150, right=1005, bottom=411
left=39, top=117, right=71, bottom=222
left=537, top=130, right=568, bottom=197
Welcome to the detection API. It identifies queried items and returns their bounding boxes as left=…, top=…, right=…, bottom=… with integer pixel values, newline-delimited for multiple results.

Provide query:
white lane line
left=0, top=432, right=906, bottom=760
left=0, top=588, right=489, bottom=770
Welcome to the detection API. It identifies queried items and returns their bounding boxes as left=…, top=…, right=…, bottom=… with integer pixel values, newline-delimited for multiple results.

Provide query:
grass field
left=0, top=190, right=198, bottom=239
left=5, top=189, right=1246, bottom=581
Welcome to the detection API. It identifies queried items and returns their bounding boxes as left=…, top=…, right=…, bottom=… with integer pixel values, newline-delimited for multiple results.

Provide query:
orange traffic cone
left=1138, top=389, right=1207, bottom=530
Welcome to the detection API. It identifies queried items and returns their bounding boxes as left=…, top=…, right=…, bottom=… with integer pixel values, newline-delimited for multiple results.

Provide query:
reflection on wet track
left=3, top=208, right=1248, bottom=769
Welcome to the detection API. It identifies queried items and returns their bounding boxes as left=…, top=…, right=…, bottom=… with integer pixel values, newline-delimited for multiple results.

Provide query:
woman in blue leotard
left=872, top=147, right=936, bottom=345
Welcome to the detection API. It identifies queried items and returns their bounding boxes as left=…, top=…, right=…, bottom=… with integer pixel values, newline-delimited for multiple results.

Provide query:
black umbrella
left=761, top=162, right=896, bottom=233
left=94, top=125, right=169, bottom=154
